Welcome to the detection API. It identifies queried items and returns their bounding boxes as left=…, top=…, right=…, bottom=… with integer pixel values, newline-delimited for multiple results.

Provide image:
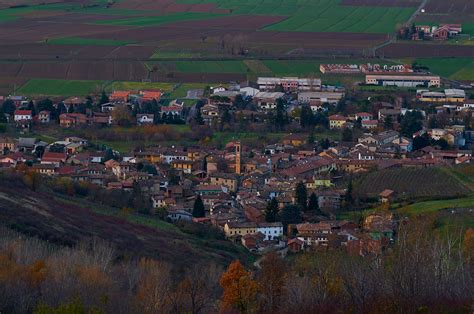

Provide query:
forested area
left=0, top=217, right=472, bottom=313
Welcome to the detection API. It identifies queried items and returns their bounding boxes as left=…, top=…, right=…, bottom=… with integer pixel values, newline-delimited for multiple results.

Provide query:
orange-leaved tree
left=220, top=260, right=257, bottom=313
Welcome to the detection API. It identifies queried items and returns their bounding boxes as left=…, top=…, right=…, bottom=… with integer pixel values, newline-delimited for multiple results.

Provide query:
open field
left=108, top=81, right=175, bottom=92
left=412, top=57, right=474, bottom=81
left=176, top=0, right=416, bottom=33
left=398, top=196, right=474, bottom=215
left=17, top=78, right=104, bottom=96
left=46, top=37, right=133, bottom=46
left=415, top=0, right=474, bottom=24
left=354, top=167, right=472, bottom=200
left=95, top=12, right=226, bottom=27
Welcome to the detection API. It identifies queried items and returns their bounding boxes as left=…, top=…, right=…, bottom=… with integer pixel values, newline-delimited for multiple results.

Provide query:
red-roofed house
left=41, top=151, right=67, bottom=166
left=110, top=91, right=131, bottom=102
left=140, top=91, right=161, bottom=102
left=14, top=110, right=32, bottom=122
left=161, top=105, right=183, bottom=118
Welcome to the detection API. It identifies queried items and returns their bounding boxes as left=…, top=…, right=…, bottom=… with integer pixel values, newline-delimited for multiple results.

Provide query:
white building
left=256, top=222, right=283, bottom=240
left=366, top=74, right=440, bottom=88
left=14, top=110, right=32, bottom=121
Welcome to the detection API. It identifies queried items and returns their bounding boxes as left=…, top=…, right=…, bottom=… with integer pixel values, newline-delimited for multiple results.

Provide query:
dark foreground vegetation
left=0, top=216, right=473, bottom=313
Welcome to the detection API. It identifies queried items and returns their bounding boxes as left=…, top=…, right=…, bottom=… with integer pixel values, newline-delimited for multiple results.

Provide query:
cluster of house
left=320, top=63, right=413, bottom=75
left=413, top=24, right=462, bottom=41
left=1, top=107, right=472, bottom=254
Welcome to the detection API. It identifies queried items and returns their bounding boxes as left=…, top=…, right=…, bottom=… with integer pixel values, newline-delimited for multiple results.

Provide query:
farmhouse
left=320, top=64, right=360, bottom=74
left=366, top=74, right=440, bottom=88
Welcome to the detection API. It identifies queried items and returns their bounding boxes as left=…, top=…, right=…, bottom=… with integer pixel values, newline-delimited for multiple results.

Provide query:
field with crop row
left=354, top=167, right=472, bottom=200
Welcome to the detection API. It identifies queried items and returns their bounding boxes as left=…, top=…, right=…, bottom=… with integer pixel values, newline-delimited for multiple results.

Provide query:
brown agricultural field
left=341, top=0, right=420, bottom=7
left=377, top=43, right=474, bottom=58
left=420, top=0, right=474, bottom=22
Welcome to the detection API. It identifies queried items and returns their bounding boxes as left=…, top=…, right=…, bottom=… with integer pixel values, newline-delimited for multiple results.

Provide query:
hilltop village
left=1, top=70, right=473, bottom=256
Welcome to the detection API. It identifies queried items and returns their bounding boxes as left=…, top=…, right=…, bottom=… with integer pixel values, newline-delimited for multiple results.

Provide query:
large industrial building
left=257, top=77, right=321, bottom=91
left=365, top=74, right=441, bottom=88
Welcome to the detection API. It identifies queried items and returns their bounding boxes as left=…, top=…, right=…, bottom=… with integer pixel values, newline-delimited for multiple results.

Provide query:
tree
left=400, top=110, right=423, bottom=137
left=300, top=105, right=314, bottom=129
left=274, top=98, right=288, bottom=130
left=194, top=109, right=204, bottom=125
left=192, top=195, right=205, bottom=218
left=2, top=99, right=16, bottom=116
left=279, top=205, right=302, bottom=230
left=265, top=198, right=279, bottom=222
left=413, top=133, right=430, bottom=150
left=104, top=148, right=115, bottom=162
left=308, top=192, right=320, bottom=213
left=383, top=115, right=393, bottom=130
left=341, top=128, right=353, bottom=142
left=257, top=253, right=287, bottom=312
left=320, top=138, right=330, bottom=149
left=345, top=177, right=353, bottom=206
left=295, top=182, right=308, bottom=211
left=220, top=260, right=257, bottom=313
left=307, top=132, right=315, bottom=145
left=99, top=91, right=109, bottom=105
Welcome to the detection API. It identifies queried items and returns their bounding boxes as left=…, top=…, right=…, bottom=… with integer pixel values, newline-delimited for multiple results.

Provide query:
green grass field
left=95, top=12, right=226, bottom=27
left=398, top=196, right=474, bottom=215
left=18, top=79, right=104, bottom=96
left=414, top=57, right=474, bottom=81
left=173, top=60, right=248, bottom=73
left=108, top=81, right=175, bottom=92
left=176, top=0, right=416, bottom=33
left=46, top=37, right=133, bottom=46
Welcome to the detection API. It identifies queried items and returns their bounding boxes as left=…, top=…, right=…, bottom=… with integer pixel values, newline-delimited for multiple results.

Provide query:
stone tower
left=235, top=141, right=241, bottom=175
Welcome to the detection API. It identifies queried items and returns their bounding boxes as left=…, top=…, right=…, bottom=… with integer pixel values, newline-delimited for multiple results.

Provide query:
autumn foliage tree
left=220, top=260, right=257, bottom=313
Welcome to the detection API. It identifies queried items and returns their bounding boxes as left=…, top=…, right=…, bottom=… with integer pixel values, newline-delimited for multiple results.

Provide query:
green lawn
left=108, top=81, right=175, bottom=92
left=171, top=61, right=248, bottom=73
left=46, top=37, right=133, bottom=46
left=94, top=12, right=226, bottom=27
left=168, top=83, right=212, bottom=98
left=17, top=79, right=104, bottom=96
left=398, top=196, right=474, bottom=216
left=414, top=57, right=474, bottom=81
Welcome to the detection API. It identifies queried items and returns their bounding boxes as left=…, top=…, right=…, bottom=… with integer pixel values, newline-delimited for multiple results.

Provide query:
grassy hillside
left=0, top=183, right=249, bottom=267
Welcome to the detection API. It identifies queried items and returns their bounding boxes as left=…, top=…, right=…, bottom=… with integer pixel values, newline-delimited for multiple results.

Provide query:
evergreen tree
left=1, top=99, right=15, bottom=116
left=300, top=105, right=314, bottom=129
left=265, top=198, right=279, bottom=222
left=274, top=98, right=287, bottom=130
left=345, top=177, right=353, bottom=205
left=320, top=138, right=330, bottom=149
left=341, top=128, right=353, bottom=142
left=279, top=205, right=302, bottom=231
left=99, top=91, right=109, bottom=105
left=192, top=195, right=205, bottom=218
left=308, top=192, right=320, bottom=213
left=384, top=115, right=393, bottom=130
left=295, top=181, right=308, bottom=211
left=194, top=109, right=204, bottom=125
